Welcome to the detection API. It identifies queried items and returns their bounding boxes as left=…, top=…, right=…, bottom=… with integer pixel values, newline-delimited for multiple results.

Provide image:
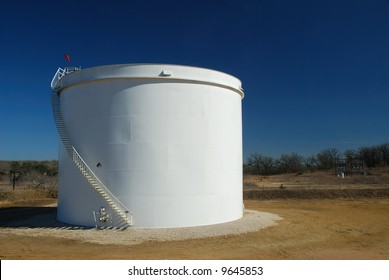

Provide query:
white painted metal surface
left=54, top=64, right=244, bottom=228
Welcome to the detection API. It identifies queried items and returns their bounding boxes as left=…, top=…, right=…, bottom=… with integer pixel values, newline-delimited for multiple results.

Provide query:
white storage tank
left=51, top=64, right=244, bottom=228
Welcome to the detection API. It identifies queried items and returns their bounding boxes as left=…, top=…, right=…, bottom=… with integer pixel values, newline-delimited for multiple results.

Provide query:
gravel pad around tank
left=1, top=210, right=282, bottom=245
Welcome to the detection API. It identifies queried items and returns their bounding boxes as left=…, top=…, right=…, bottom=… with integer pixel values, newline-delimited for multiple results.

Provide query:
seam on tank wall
left=57, top=77, right=244, bottom=98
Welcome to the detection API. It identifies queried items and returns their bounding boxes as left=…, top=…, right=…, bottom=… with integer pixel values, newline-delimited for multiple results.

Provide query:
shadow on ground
left=0, top=207, right=90, bottom=229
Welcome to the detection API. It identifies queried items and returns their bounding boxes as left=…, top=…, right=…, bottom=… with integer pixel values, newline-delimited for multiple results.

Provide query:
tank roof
left=56, top=64, right=244, bottom=98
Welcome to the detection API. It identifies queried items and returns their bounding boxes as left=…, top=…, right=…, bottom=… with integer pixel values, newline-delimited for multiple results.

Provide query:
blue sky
left=0, top=0, right=388, bottom=161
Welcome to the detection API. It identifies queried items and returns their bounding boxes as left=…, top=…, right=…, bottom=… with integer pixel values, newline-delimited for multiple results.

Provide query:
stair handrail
left=51, top=71, right=132, bottom=227
left=72, top=147, right=133, bottom=224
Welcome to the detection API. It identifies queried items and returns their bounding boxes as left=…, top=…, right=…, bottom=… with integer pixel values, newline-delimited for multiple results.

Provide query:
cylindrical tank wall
left=56, top=64, right=244, bottom=228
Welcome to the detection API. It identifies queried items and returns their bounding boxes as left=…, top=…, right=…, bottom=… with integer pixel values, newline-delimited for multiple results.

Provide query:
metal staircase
left=51, top=68, right=132, bottom=228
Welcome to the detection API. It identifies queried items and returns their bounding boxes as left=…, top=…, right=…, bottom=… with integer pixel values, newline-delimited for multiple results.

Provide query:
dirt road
left=1, top=198, right=388, bottom=260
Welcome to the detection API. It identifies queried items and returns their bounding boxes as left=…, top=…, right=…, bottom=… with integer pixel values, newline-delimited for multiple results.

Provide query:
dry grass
left=244, top=167, right=389, bottom=190
left=0, top=187, right=57, bottom=208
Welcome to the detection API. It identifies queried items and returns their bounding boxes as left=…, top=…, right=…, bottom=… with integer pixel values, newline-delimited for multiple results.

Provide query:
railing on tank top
left=50, top=67, right=81, bottom=90
left=71, top=147, right=133, bottom=226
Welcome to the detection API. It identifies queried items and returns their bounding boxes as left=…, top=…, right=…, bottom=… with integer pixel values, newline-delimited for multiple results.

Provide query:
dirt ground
left=1, top=198, right=388, bottom=260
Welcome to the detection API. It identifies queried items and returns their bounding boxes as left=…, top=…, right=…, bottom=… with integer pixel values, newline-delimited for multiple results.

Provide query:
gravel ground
left=1, top=209, right=281, bottom=245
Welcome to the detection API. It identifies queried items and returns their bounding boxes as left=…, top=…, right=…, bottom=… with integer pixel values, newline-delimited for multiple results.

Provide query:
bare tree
left=9, top=161, right=23, bottom=190
left=378, top=143, right=389, bottom=166
left=317, top=148, right=341, bottom=170
left=247, top=153, right=274, bottom=175
left=277, top=153, right=304, bottom=173
left=358, top=146, right=381, bottom=167
left=343, top=149, right=358, bottom=164
left=305, top=155, right=320, bottom=171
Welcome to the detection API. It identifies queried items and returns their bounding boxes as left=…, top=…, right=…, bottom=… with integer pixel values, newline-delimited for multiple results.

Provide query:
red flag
left=64, top=54, right=71, bottom=62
